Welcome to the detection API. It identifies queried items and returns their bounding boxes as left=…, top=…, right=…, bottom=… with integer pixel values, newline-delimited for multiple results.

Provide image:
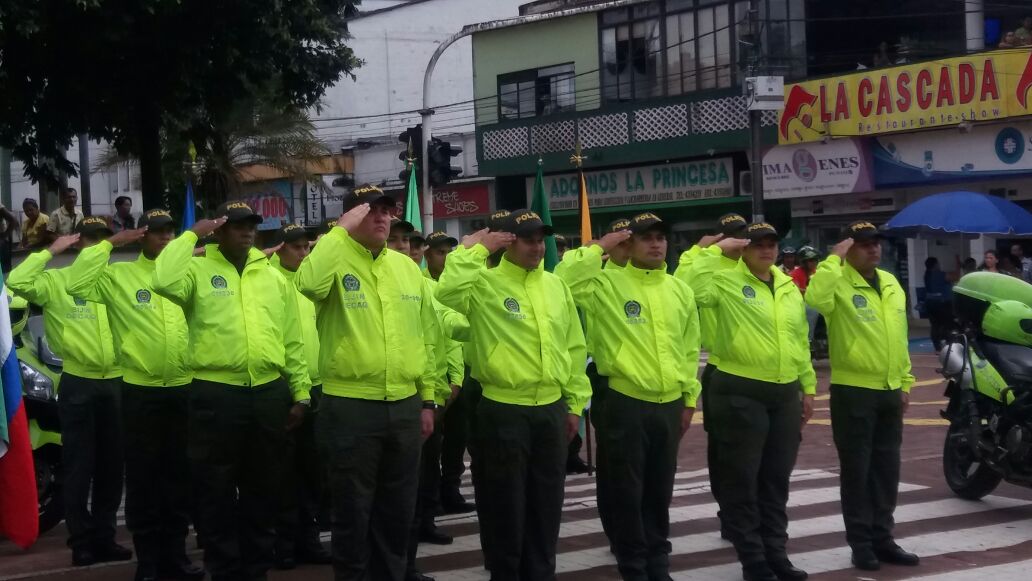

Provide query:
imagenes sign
left=763, top=138, right=872, bottom=199
left=526, top=158, right=735, bottom=211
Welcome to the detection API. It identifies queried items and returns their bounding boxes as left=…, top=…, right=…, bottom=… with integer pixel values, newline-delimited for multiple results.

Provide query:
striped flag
left=0, top=280, right=39, bottom=549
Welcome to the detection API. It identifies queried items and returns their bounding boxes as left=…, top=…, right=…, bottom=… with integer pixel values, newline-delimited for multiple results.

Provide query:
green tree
left=0, top=0, right=360, bottom=208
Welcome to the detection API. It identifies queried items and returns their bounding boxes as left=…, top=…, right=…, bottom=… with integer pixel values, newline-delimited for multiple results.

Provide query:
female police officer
left=687, top=222, right=815, bottom=581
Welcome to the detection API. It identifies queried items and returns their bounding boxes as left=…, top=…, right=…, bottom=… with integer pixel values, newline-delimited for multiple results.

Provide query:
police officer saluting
left=153, top=201, right=312, bottom=581
left=804, top=221, right=918, bottom=572
left=557, top=212, right=700, bottom=581
left=64, top=210, right=204, bottom=581
left=436, top=209, right=591, bottom=580
left=8, top=217, right=129, bottom=567
left=687, top=222, right=815, bottom=581
left=295, top=185, right=442, bottom=581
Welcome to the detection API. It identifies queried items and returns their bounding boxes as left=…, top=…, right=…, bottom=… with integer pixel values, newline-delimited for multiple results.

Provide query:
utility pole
left=747, top=0, right=765, bottom=223
left=77, top=134, right=92, bottom=215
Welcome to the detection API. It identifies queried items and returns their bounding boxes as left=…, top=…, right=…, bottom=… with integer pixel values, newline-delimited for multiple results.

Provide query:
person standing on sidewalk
left=557, top=212, right=700, bottom=581
left=8, top=218, right=130, bottom=567
left=295, top=186, right=442, bottom=581
left=64, top=210, right=205, bottom=581
left=436, top=209, right=591, bottom=580
left=687, top=223, right=815, bottom=581
left=805, top=221, right=919, bottom=572
left=153, top=201, right=312, bottom=581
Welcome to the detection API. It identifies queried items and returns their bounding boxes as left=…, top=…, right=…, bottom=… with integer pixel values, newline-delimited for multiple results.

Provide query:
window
left=601, top=9, right=664, bottom=102
left=498, top=63, right=575, bottom=121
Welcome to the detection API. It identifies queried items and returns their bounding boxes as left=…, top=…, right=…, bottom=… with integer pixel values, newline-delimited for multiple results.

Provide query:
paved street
left=3, top=346, right=1032, bottom=580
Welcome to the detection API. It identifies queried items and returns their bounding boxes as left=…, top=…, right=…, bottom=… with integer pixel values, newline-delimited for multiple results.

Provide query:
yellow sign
left=778, top=49, right=1032, bottom=144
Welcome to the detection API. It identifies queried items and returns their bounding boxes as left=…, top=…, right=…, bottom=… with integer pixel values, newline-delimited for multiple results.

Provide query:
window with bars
left=498, top=63, right=576, bottom=121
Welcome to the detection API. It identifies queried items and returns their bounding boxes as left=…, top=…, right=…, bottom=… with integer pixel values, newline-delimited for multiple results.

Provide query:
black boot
left=742, top=562, right=778, bottom=581
left=439, top=487, right=475, bottom=514
left=134, top=562, right=159, bottom=581
left=874, top=542, right=919, bottom=566
left=768, top=558, right=808, bottom=581
left=158, top=556, right=206, bottom=580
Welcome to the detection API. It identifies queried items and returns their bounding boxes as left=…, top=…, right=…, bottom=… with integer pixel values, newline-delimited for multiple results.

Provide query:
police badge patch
left=343, top=274, right=361, bottom=292
left=73, top=297, right=87, bottom=306
left=504, top=297, right=520, bottom=313
left=136, top=289, right=152, bottom=303
left=624, top=300, right=642, bottom=318
left=211, top=275, right=228, bottom=289
left=852, top=294, right=868, bottom=308
left=742, top=285, right=756, bottom=299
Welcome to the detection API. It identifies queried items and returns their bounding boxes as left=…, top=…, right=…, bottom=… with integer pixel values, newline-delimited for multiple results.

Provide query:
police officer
left=63, top=210, right=204, bottom=581
left=687, top=223, right=815, bottom=581
left=558, top=212, right=700, bottom=581
left=388, top=217, right=415, bottom=254
left=295, top=185, right=442, bottom=581
left=9, top=217, right=129, bottom=567
left=436, top=209, right=591, bottom=580
left=673, top=212, right=748, bottom=539
left=805, top=221, right=918, bottom=572
left=409, top=229, right=428, bottom=264
left=270, top=224, right=333, bottom=569
left=153, top=201, right=312, bottom=581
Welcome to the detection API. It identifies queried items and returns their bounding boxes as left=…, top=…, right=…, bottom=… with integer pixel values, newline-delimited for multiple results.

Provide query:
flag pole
left=570, top=140, right=591, bottom=243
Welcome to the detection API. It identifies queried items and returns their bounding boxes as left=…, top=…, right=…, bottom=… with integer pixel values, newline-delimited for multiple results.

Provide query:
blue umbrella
left=884, top=191, right=1032, bottom=237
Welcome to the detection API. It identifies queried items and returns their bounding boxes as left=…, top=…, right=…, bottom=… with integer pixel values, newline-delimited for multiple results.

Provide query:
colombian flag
left=0, top=277, right=38, bottom=549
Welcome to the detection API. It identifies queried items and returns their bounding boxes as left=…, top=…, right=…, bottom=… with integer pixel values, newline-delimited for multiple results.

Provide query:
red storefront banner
left=432, top=183, right=491, bottom=218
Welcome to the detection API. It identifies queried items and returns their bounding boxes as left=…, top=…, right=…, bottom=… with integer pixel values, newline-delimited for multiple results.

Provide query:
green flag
left=530, top=160, right=559, bottom=271
left=404, top=159, right=423, bottom=233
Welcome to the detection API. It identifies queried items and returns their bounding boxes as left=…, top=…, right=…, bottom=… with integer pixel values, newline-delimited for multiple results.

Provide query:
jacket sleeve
left=435, top=300, right=471, bottom=343
left=681, top=284, right=703, bottom=408
left=561, top=284, right=592, bottom=416
left=7, top=250, right=60, bottom=306
left=686, top=246, right=730, bottom=308
left=554, top=244, right=608, bottom=314
left=418, top=277, right=445, bottom=403
left=65, top=240, right=114, bottom=304
left=153, top=231, right=198, bottom=306
left=295, top=226, right=348, bottom=303
left=446, top=340, right=464, bottom=387
left=435, top=243, right=490, bottom=315
left=794, top=294, right=818, bottom=395
left=673, top=245, right=702, bottom=284
left=280, top=274, right=312, bottom=402
left=804, top=257, right=843, bottom=316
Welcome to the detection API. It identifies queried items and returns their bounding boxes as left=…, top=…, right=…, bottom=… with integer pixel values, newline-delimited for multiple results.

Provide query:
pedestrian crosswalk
left=417, top=467, right=1032, bottom=580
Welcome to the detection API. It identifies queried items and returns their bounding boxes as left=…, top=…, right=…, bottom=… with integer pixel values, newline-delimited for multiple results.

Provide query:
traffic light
left=398, top=124, right=423, bottom=182
left=427, top=138, right=463, bottom=187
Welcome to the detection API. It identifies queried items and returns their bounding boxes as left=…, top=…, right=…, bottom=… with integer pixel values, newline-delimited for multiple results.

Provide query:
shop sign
left=241, top=179, right=292, bottom=230
left=778, top=49, right=1032, bottom=144
left=763, top=138, right=871, bottom=199
left=790, top=192, right=899, bottom=218
left=874, top=121, right=1032, bottom=186
left=526, top=158, right=735, bottom=211
left=432, top=182, right=491, bottom=218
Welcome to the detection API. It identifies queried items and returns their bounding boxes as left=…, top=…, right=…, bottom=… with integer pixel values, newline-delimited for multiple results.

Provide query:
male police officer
left=9, top=217, right=129, bottom=567
left=270, top=224, right=333, bottom=569
left=153, top=201, right=311, bottom=581
left=295, top=185, right=442, bottom=581
left=64, top=210, right=204, bottom=581
left=558, top=212, right=700, bottom=581
left=437, top=209, right=591, bottom=580
left=805, top=221, right=918, bottom=572
left=388, top=217, right=415, bottom=254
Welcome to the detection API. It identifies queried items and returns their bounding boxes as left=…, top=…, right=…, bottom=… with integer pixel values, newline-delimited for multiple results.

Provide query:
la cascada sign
left=778, top=49, right=1032, bottom=144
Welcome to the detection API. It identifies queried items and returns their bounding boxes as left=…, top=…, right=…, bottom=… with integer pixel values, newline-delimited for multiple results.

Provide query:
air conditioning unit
left=745, top=76, right=784, bottom=111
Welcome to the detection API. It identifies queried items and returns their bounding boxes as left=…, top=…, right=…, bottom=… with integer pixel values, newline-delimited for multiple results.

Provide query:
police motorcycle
left=8, top=295, right=65, bottom=533
left=939, top=272, right=1032, bottom=499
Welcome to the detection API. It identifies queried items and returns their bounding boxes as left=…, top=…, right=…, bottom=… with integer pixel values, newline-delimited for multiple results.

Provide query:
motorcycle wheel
left=942, top=422, right=1002, bottom=500
left=35, top=448, right=64, bottom=534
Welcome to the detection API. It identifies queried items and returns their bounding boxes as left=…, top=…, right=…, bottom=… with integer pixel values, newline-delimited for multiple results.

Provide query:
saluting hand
left=697, top=233, right=724, bottom=248
left=481, top=230, right=516, bottom=253
left=47, top=234, right=80, bottom=255
left=801, top=394, right=815, bottom=427
left=832, top=237, right=854, bottom=258
left=337, top=203, right=371, bottom=232
left=715, top=236, right=750, bottom=254
left=596, top=230, right=632, bottom=253
left=462, top=228, right=487, bottom=249
left=192, top=216, right=227, bottom=238
left=107, top=226, right=148, bottom=247
left=262, top=242, right=284, bottom=258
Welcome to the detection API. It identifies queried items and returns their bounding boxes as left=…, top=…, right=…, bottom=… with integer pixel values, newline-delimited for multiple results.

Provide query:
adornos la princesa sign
left=778, top=49, right=1032, bottom=144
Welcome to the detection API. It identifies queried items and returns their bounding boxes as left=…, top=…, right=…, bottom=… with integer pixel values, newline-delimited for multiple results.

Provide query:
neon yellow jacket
left=8, top=249, right=120, bottom=380
left=805, top=257, right=915, bottom=392
left=153, top=232, right=311, bottom=401
left=688, top=246, right=817, bottom=395
left=435, top=244, right=591, bottom=415
left=675, top=244, right=738, bottom=367
left=557, top=245, right=702, bottom=407
left=555, top=256, right=624, bottom=357
left=271, top=254, right=321, bottom=386
left=65, top=241, right=190, bottom=387
left=426, top=277, right=467, bottom=405
left=294, top=226, right=442, bottom=402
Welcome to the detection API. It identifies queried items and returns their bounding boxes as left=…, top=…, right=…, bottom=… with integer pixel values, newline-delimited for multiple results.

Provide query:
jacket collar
left=623, top=260, right=666, bottom=283
left=497, top=253, right=542, bottom=280
left=735, top=258, right=793, bottom=289
left=844, top=261, right=895, bottom=292
left=135, top=253, right=157, bottom=270
left=604, top=260, right=626, bottom=271
left=269, top=253, right=296, bottom=281
left=342, top=231, right=388, bottom=264
left=205, top=244, right=268, bottom=273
